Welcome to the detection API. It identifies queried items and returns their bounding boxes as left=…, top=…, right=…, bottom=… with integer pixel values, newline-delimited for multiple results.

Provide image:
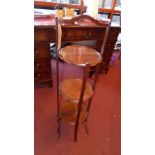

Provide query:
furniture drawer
left=35, top=28, right=50, bottom=42
left=34, top=59, right=51, bottom=71
left=62, top=28, right=106, bottom=41
left=34, top=45, right=50, bottom=58
left=34, top=70, right=51, bottom=82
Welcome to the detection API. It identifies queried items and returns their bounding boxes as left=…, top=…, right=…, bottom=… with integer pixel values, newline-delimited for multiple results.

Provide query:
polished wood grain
left=59, top=45, right=102, bottom=66
left=60, top=78, right=93, bottom=103
left=70, top=14, right=110, bottom=26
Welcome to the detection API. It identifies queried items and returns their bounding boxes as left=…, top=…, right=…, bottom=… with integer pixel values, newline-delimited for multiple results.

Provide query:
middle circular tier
left=60, top=78, right=93, bottom=103
left=59, top=45, right=103, bottom=66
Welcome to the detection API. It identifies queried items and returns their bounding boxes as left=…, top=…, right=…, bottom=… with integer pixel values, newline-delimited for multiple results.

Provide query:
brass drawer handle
left=88, top=32, right=92, bottom=37
left=82, top=33, right=92, bottom=38
left=82, top=33, right=87, bottom=38
left=35, top=73, right=41, bottom=80
left=35, top=50, right=39, bottom=56
left=35, top=63, right=40, bottom=69
left=37, top=73, right=41, bottom=78
left=67, top=33, right=71, bottom=37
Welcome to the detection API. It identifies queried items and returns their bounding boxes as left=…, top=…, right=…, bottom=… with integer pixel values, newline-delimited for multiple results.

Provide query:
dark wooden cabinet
left=34, top=31, right=52, bottom=86
left=101, top=27, right=120, bottom=73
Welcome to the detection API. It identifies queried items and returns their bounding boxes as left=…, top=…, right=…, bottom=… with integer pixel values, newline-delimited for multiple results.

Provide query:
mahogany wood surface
left=60, top=78, right=93, bottom=103
left=59, top=45, right=103, bottom=66
left=59, top=101, right=87, bottom=125
left=34, top=15, right=120, bottom=86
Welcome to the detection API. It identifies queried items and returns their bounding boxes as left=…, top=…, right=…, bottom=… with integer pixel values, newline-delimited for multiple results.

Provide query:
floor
left=34, top=59, right=121, bottom=155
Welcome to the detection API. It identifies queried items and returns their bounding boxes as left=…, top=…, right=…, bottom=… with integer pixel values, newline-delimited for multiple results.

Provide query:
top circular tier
left=59, top=45, right=102, bottom=66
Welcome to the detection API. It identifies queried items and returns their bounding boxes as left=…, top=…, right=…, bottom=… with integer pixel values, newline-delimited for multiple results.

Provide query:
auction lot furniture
left=55, top=15, right=110, bottom=141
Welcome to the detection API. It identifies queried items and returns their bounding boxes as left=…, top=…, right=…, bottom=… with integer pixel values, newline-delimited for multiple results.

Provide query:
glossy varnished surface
left=60, top=101, right=87, bottom=125
left=34, top=15, right=109, bottom=27
left=59, top=45, right=102, bottom=66
left=60, top=78, right=93, bottom=103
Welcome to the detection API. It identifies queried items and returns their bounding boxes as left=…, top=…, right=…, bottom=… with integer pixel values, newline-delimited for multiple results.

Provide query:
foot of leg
left=84, top=121, right=89, bottom=135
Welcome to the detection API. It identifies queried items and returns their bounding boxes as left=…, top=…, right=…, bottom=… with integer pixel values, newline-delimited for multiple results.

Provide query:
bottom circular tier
left=60, top=101, right=87, bottom=125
